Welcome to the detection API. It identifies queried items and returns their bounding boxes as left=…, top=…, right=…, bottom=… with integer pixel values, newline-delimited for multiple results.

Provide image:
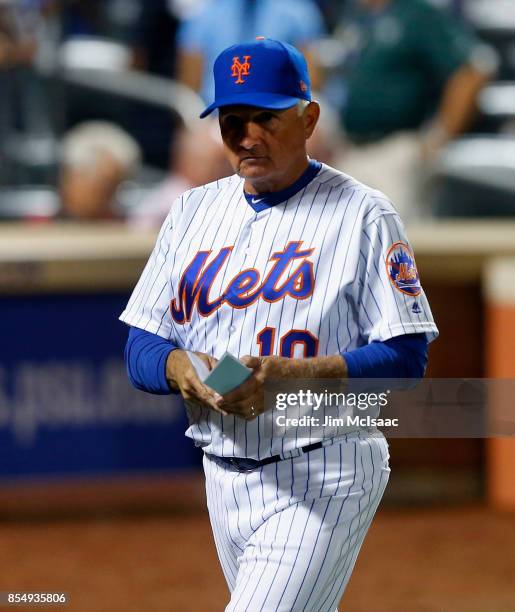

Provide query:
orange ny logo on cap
left=231, top=55, right=251, bottom=84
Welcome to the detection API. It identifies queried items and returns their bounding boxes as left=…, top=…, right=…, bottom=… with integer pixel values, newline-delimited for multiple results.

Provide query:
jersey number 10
left=257, top=327, right=319, bottom=358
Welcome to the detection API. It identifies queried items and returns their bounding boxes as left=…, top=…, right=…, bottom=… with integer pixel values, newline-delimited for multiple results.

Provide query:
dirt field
left=3, top=504, right=515, bottom=612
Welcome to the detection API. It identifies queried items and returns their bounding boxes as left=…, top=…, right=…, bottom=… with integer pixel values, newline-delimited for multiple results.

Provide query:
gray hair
left=60, top=121, right=141, bottom=175
left=296, top=99, right=311, bottom=116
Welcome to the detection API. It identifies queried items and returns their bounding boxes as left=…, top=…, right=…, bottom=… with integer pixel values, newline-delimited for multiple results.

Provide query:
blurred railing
left=55, top=37, right=204, bottom=125
left=59, top=67, right=204, bottom=125
left=430, top=136, right=515, bottom=217
left=0, top=37, right=204, bottom=212
left=479, top=82, right=515, bottom=120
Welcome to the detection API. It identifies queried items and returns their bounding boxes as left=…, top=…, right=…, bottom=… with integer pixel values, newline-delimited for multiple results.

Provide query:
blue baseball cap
left=199, top=38, right=312, bottom=118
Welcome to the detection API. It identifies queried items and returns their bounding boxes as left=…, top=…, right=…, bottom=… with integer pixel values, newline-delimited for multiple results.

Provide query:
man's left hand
left=215, top=355, right=287, bottom=421
left=214, top=353, right=348, bottom=420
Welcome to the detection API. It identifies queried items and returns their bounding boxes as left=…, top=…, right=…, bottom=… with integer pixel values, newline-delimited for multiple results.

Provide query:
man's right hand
left=165, top=350, right=227, bottom=415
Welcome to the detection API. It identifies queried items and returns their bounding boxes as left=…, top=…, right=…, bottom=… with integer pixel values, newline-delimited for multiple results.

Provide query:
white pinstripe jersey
left=120, top=162, right=438, bottom=459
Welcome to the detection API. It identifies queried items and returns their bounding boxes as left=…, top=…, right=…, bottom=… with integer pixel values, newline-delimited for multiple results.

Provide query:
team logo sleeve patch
left=386, top=241, right=422, bottom=297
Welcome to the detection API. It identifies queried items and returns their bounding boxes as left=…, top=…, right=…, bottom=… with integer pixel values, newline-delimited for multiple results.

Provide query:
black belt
left=206, top=441, right=324, bottom=473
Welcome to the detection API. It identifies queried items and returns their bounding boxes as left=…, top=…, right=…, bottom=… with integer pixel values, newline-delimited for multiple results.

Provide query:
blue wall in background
left=0, top=293, right=201, bottom=479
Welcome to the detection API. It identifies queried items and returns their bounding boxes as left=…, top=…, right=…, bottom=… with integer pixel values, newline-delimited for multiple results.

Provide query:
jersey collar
left=244, top=159, right=322, bottom=212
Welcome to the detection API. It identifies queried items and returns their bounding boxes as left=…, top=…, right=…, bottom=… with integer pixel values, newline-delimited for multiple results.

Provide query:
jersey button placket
left=246, top=211, right=267, bottom=260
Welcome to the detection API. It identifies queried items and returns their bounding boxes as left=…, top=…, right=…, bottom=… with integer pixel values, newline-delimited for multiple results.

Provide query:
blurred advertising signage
left=0, top=294, right=197, bottom=478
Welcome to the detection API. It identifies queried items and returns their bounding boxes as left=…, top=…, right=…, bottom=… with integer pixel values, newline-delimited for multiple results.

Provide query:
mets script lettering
left=231, top=55, right=251, bottom=84
left=170, top=241, right=314, bottom=324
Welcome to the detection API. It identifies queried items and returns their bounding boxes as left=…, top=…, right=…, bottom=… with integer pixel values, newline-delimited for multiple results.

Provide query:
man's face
left=218, top=103, right=318, bottom=192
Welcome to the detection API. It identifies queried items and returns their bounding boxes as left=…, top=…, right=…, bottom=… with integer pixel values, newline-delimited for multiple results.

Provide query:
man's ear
left=304, top=101, right=320, bottom=139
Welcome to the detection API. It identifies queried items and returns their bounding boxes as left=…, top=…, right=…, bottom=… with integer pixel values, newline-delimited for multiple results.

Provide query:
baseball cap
left=199, top=38, right=312, bottom=118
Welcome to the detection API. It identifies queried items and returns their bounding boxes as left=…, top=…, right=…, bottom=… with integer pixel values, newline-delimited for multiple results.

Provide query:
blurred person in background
left=0, top=0, right=38, bottom=69
left=332, top=0, right=497, bottom=220
left=306, top=98, right=345, bottom=167
left=59, top=121, right=141, bottom=221
left=129, top=0, right=182, bottom=77
left=176, top=0, right=326, bottom=103
left=58, top=0, right=104, bottom=38
left=0, top=0, right=56, bottom=143
left=59, top=0, right=141, bottom=42
left=129, top=118, right=231, bottom=229
left=314, top=0, right=345, bottom=32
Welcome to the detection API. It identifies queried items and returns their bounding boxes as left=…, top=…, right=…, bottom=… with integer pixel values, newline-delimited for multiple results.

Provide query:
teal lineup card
left=187, top=351, right=253, bottom=395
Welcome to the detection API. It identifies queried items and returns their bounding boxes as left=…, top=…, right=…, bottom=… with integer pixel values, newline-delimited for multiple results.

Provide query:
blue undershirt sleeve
left=342, top=333, right=428, bottom=379
left=126, top=329, right=427, bottom=393
left=125, top=327, right=180, bottom=395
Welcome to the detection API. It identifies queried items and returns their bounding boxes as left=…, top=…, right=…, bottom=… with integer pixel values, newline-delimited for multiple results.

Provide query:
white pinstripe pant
left=203, top=433, right=390, bottom=612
